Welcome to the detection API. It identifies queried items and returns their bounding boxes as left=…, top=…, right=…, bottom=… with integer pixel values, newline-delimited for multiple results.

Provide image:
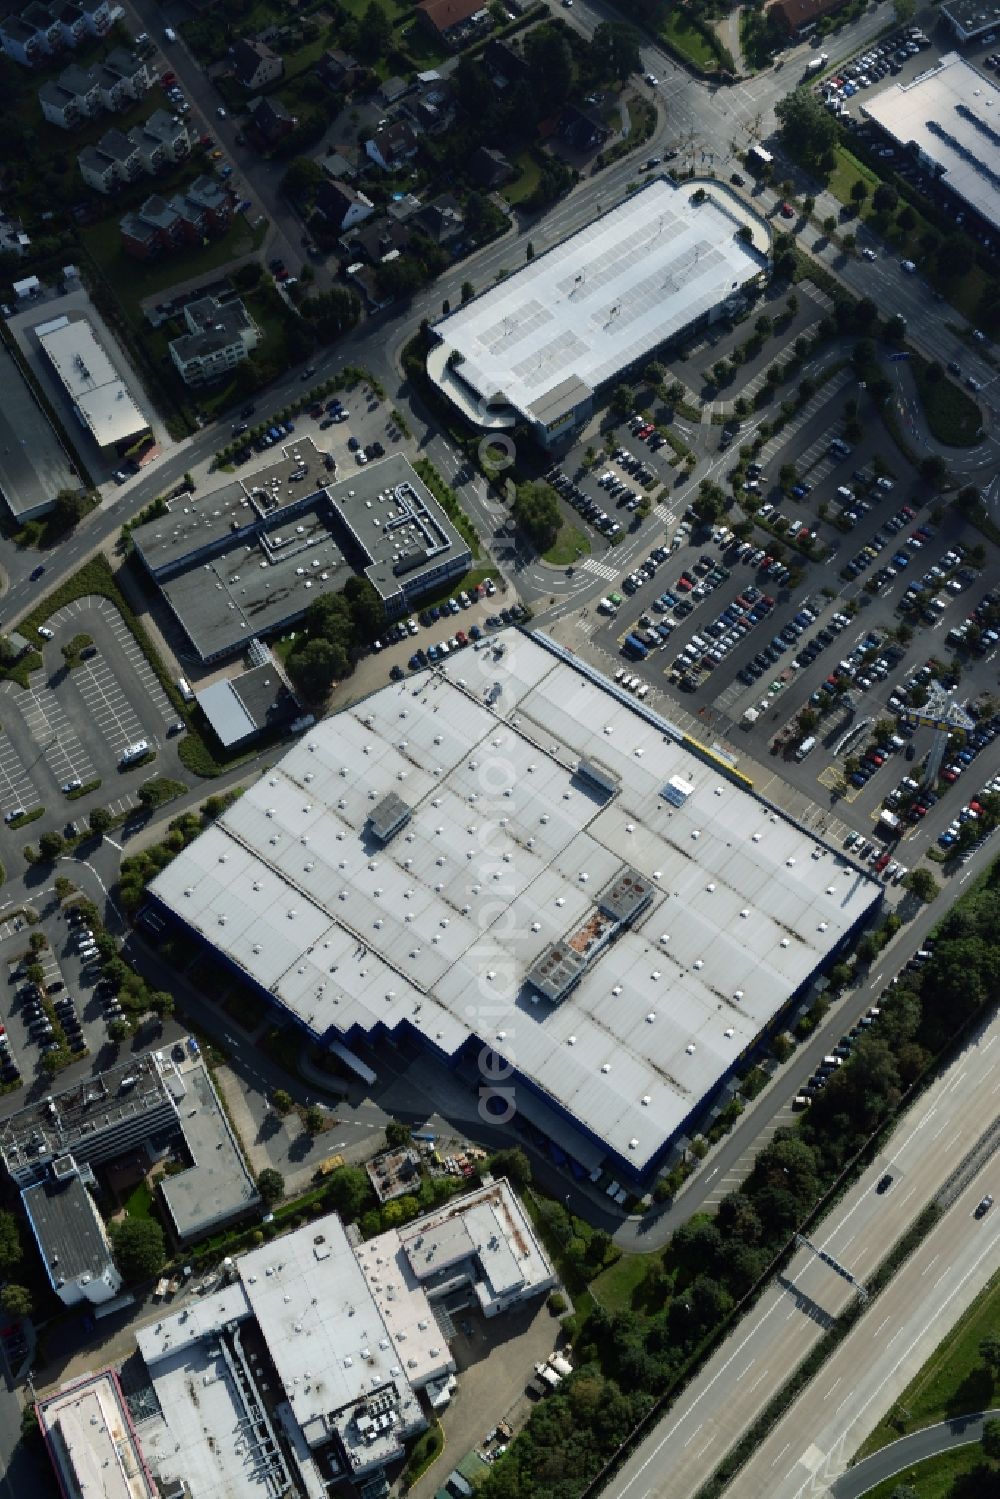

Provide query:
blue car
left=938, top=832, right=956, bottom=848
left=469, top=624, right=482, bottom=641
left=791, top=484, right=807, bottom=498
left=850, top=772, right=868, bottom=787
left=892, top=551, right=910, bottom=568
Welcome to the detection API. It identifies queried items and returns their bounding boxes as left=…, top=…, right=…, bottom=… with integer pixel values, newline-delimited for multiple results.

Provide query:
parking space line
left=0, top=731, right=40, bottom=816
left=12, top=682, right=96, bottom=788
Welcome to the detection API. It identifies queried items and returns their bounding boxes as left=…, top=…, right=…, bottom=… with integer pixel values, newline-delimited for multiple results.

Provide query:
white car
left=900, top=259, right=917, bottom=273
left=861, top=248, right=877, bottom=261
left=645, top=73, right=659, bottom=86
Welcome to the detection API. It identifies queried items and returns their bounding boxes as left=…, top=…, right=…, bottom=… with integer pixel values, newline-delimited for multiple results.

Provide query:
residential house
left=101, top=47, right=152, bottom=103
left=77, top=127, right=142, bottom=192
left=231, top=37, right=284, bottom=91
left=77, top=0, right=113, bottom=37
left=339, top=215, right=411, bottom=264
left=560, top=102, right=609, bottom=152
left=365, top=120, right=419, bottom=171
left=468, top=145, right=513, bottom=189
left=132, top=108, right=197, bottom=171
left=38, top=48, right=149, bottom=126
left=169, top=295, right=259, bottom=386
left=406, top=75, right=454, bottom=133
left=412, top=192, right=465, bottom=245
left=764, top=0, right=846, bottom=32
left=0, top=16, right=46, bottom=66
left=315, top=179, right=375, bottom=232
left=248, top=93, right=297, bottom=144
left=378, top=75, right=411, bottom=107
left=20, top=2, right=63, bottom=54
left=482, top=38, right=528, bottom=84
left=39, top=76, right=87, bottom=128
left=120, top=175, right=233, bottom=259
left=0, top=215, right=31, bottom=256
left=50, top=1, right=88, bottom=49
left=416, top=0, right=491, bottom=49
left=0, top=0, right=110, bottom=64
left=316, top=47, right=365, bottom=92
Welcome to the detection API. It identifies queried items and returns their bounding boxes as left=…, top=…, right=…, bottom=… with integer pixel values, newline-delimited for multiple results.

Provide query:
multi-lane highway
left=728, top=1168, right=1000, bottom=1498
left=606, top=996, right=1000, bottom=1499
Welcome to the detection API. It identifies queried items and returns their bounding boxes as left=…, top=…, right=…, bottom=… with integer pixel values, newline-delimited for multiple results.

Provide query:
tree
left=304, top=1103, right=325, bottom=1135
left=109, top=1017, right=132, bottom=1042
left=842, top=232, right=856, bottom=252
left=385, top=1119, right=411, bottom=1149
left=38, top=830, right=65, bottom=862
left=149, top=990, right=174, bottom=1020
left=324, top=1164, right=373, bottom=1220
left=872, top=182, right=898, bottom=215
left=920, top=454, right=948, bottom=489
left=282, top=156, right=325, bottom=201
left=904, top=868, right=939, bottom=903
left=592, top=21, right=641, bottom=82
left=611, top=383, right=634, bottom=417
left=774, top=88, right=837, bottom=171
left=88, top=806, right=113, bottom=836
left=893, top=0, right=915, bottom=21
left=350, top=0, right=392, bottom=61
left=0, top=1211, right=22, bottom=1276
left=512, top=481, right=561, bottom=550
left=851, top=179, right=869, bottom=205
left=287, top=638, right=347, bottom=699
left=111, top=1217, right=166, bottom=1283
left=490, top=1146, right=531, bottom=1189
left=887, top=1487, right=918, bottom=1499
left=257, top=1168, right=285, bottom=1207
left=0, top=1284, right=32, bottom=1317
left=461, top=280, right=474, bottom=304
left=272, top=1088, right=293, bottom=1116
left=524, top=24, right=573, bottom=104
left=980, top=1332, right=1000, bottom=1377
left=983, top=1419, right=1000, bottom=1462
left=823, top=215, right=836, bottom=234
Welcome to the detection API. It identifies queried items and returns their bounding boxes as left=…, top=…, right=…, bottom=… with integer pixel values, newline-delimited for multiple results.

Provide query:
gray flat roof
left=149, top=633, right=881, bottom=1174
left=861, top=53, right=1000, bottom=231
left=0, top=338, right=79, bottom=520
left=196, top=662, right=298, bottom=748
left=36, top=315, right=149, bottom=449
left=430, top=178, right=768, bottom=425
left=157, top=1056, right=260, bottom=1241
left=941, top=0, right=1000, bottom=34
left=133, top=445, right=471, bottom=659
left=22, top=1172, right=114, bottom=1288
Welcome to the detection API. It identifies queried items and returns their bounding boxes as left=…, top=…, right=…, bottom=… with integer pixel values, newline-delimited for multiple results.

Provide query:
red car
left=780, top=202, right=795, bottom=218
left=676, top=574, right=693, bottom=592
left=874, top=852, right=891, bottom=873
left=276, top=268, right=289, bottom=281
left=455, top=630, right=467, bottom=646
left=161, top=71, right=177, bottom=85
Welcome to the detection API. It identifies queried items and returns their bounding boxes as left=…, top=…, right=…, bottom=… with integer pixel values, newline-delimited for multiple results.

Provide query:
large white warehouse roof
left=149, top=632, right=880, bottom=1174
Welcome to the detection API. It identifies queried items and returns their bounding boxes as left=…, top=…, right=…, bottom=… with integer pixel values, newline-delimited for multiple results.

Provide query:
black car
left=240, top=403, right=256, bottom=418
left=876, top=1173, right=893, bottom=1193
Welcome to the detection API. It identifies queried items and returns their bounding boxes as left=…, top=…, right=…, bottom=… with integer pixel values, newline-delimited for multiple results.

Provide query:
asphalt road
left=729, top=1175, right=1000, bottom=1499
left=605, top=999, right=1000, bottom=1499
left=831, top=1409, right=1000, bottom=1499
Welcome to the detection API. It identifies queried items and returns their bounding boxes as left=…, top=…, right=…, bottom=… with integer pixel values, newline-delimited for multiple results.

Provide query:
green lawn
left=857, top=1271, right=1000, bottom=1458
left=506, top=152, right=543, bottom=207
left=122, top=1180, right=154, bottom=1220
left=854, top=1447, right=994, bottom=1499
left=591, top=1253, right=654, bottom=1314
left=911, top=355, right=983, bottom=448
left=658, top=12, right=720, bottom=71
left=82, top=212, right=257, bottom=324
left=542, top=523, right=591, bottom=566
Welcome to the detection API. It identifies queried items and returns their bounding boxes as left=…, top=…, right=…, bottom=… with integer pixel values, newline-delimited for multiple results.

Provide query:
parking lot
left=0, top=599, right=182, bottom=857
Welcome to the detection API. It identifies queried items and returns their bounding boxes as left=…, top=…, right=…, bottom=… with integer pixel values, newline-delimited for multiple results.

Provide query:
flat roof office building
left=130, top=442, right=473, bottom=661
left=861, top=53, right=1000, bottom=235
left=146, top=632, right=881, bottom=1185
left=1, top=1043, right=259, bottom=1245
left=35, top=314, right=151, bottom=454
left=427, top=177, right=769, bottom=448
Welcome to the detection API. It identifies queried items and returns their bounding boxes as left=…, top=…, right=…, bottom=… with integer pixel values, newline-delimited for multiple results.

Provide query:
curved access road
left=831, top=1410, right=1000, bottom=1499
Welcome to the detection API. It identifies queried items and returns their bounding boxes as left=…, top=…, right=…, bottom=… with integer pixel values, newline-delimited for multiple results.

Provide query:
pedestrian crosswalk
left=654, top=503, right=676, bottom=524
left=581, top=556, right=619, bottom=582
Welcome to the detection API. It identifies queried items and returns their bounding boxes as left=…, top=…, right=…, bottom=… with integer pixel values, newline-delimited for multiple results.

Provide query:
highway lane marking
left=736, top=1361, right=755, bottom=1380
left=747, top=1369, right=770, bottom=1396
left=921, top=1254, right=940, bottom=1278
left=985, top=1037, right=997, bottom=1051
left=824, top=1377, right=842, bottom=1400
left=683, top=1427, right=703, bottom=1449
left=771, top=1443, right=791, bottom=1468
left=873, top=1316, right=890, bottom=1337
